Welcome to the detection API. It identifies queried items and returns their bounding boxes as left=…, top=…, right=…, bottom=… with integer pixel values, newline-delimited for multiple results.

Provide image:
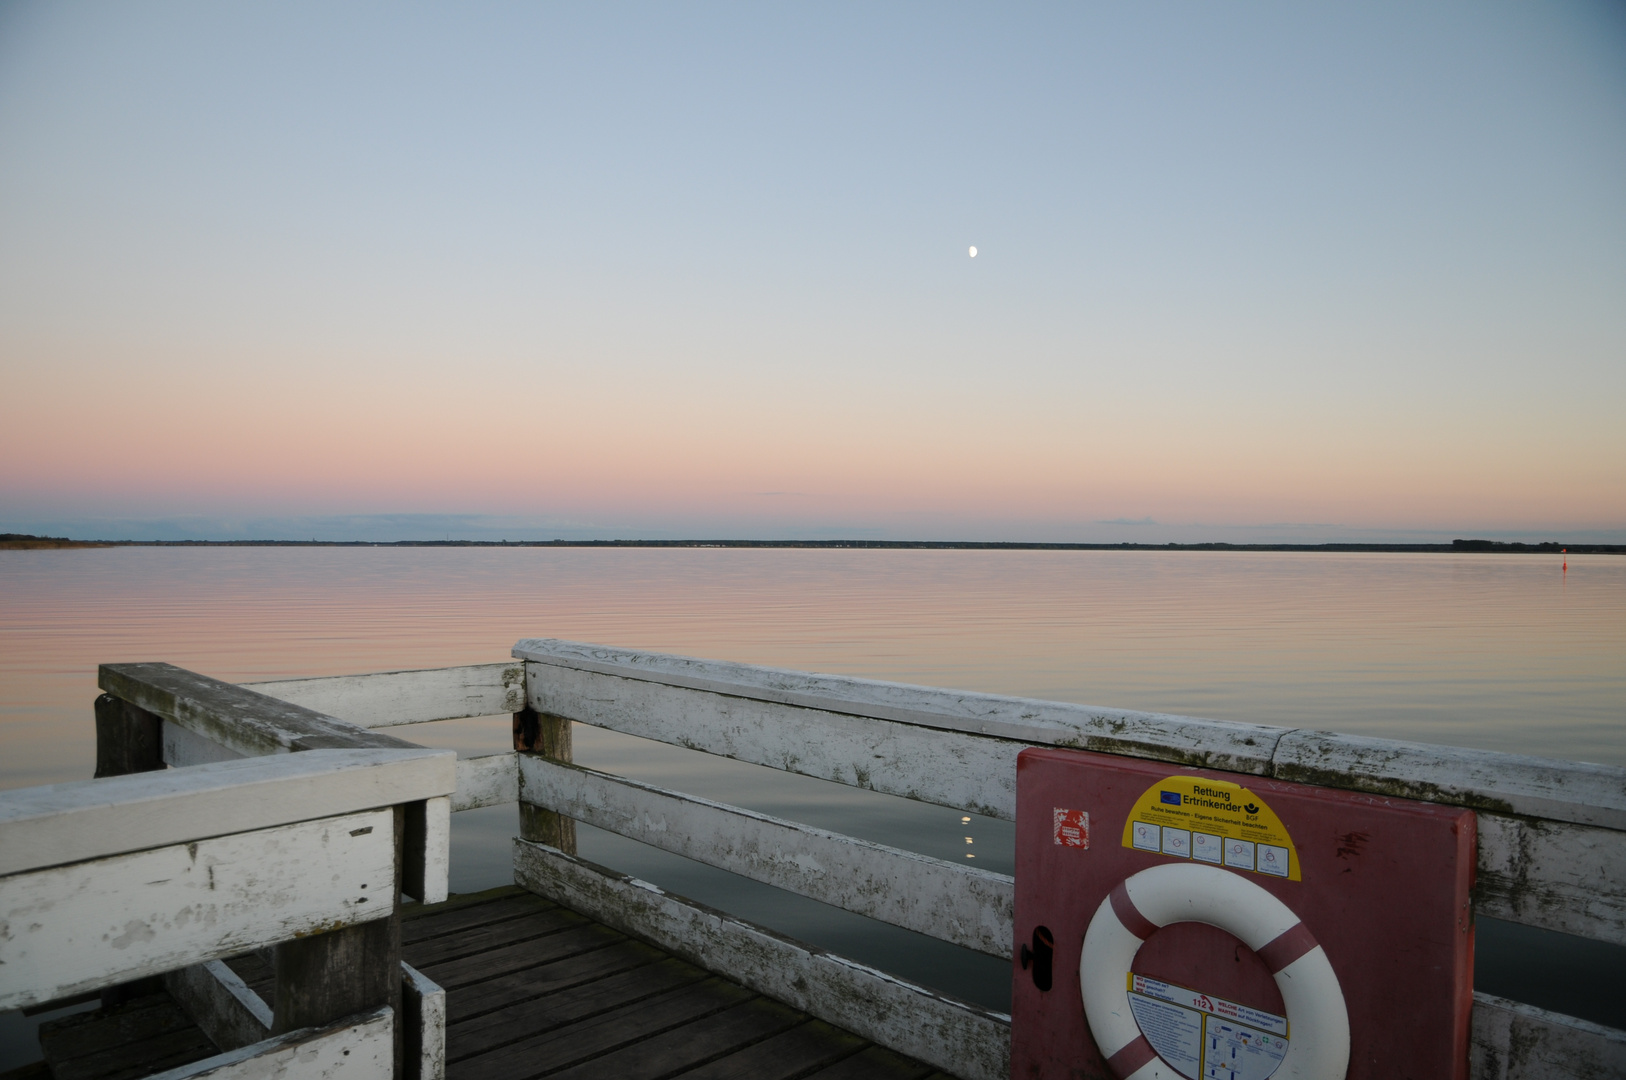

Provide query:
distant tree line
left=2, top=534, right=1621, bottom=553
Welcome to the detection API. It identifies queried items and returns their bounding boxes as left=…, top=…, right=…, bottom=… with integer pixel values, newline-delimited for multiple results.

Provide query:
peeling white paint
left=248, top=664, right=525, bottom=729
left=1471, top=992, right=1626, bottom=1080
left=518, top=755, right=1013, bottom=957
left=0, top=810, right=394, bottom=1011
left=145, top=1004, right=394, bottom=1079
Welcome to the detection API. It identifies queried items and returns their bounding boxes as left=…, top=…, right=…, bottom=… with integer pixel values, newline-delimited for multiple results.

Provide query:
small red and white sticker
left=1053, top=808, right=1089, bottom=848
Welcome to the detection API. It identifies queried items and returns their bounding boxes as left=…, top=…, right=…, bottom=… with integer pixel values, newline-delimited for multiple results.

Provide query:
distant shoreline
left=2, top=534, right=1620, bottom=554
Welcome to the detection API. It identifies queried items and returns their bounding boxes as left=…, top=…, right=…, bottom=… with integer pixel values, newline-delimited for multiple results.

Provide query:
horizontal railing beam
left=102, top=662, right=420, bottom=757
left=245, top=663, right=525, bottom=729
left=99, top=662, right=454, bottom=904
left=0, top=748, right=453, bottom=877
left=513, top=839, right=1010, bottom=1080
left=164, top=720, right=245, bottom=766
left=519, top=755, right=1014, bottom=958
left=1470, top=991, right=1626, bottom=1079
left=1267, top=731, right=1626, bottom=832
left=514, top=640, right=1626, bottom=830
left=517, top=639, right=1282, bottom=777
left=0, top=809, right=395, bottom=1011
left=522, top=660, right=1026, bottom=819
left=152, top=1004, right=395, bottom=1080
left=1475, top=813, right=1626, bottom=946
left=453, top=752, right=519, bottom=812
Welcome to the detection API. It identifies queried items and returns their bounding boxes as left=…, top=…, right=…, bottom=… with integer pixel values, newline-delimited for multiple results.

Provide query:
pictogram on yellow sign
left=1120, top=775, right=1301, bottom=881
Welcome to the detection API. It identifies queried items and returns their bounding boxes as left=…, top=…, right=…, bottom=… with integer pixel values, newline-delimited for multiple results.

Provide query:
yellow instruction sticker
left=1120, top=775, right=1300, bottom=881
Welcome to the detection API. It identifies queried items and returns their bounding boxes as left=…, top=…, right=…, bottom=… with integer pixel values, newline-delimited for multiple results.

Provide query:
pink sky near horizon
left=5, top=349, right=1615, bottom=536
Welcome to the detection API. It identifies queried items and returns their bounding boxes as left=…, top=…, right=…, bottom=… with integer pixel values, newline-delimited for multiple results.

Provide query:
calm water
left=2, top=547, right=1622, bottom=1060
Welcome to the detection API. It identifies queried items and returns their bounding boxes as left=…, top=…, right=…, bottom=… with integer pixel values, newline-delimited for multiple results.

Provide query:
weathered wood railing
left=504, top=639, right=1626, bottom=1080
left=97, top=662, right=463, bottom=908
left=13, top=662, right=466, bottom=1078
left=19, top=641, right=1618, bottom=1080
left=0, top=745, right=454, bottom=1079
left=236, top=640, right=1626, bottom=1080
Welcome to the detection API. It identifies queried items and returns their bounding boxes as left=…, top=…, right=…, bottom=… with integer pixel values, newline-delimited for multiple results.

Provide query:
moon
left=969, top=246, right=978, bottom=258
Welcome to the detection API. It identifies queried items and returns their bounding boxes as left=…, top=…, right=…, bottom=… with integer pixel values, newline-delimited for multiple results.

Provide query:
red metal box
left=1011, top=747, right=1474, bottom=1080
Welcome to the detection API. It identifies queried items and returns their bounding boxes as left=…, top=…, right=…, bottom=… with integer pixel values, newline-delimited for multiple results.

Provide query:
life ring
left=1079, top=863, right=1349, bottom=1080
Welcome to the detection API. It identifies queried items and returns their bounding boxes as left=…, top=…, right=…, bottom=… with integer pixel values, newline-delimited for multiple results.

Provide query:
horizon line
left=3, top=535, right=1618, bottom=554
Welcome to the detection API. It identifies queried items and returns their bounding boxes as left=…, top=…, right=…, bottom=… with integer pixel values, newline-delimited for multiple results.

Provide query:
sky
left=1, top=2, right=1623, bottom=543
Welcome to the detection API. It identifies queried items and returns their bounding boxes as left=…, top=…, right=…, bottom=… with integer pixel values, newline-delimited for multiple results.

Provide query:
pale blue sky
left=2, top=3, right=1623, bottom=541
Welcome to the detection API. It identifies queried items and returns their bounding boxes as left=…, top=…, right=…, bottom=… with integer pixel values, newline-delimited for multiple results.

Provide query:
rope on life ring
left=1079, top=862, right=1350, bottom=1080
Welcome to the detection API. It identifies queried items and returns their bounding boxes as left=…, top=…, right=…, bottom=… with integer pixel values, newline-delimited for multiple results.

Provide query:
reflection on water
left=5, top=547, right=1622, bottom=786
left=1, top=548, right=1622, bottom=1033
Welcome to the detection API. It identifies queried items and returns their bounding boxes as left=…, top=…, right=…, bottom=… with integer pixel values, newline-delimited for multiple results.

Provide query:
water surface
left=1, top=547, right=1620, bottom=1054
left=6, top=547, right=1620, bottom=783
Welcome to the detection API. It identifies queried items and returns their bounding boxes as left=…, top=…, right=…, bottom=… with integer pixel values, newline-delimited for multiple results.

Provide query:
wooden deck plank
left=402, top=890, right=554, bottom=945
left=404, top=905, right=584, bottom=968
left=402, top=884, right=527, bottom=919
left=448, top=956, right=710, bottom=1060
left=412, top=922, right=621, bottom=990
left=802, top=1044, right=939, bottom=1080
left=50, top=1028, right=217, bottom=1080
left=37, top=993, right=217, bottom=1080
left=542, top=996, right=806, bottom=1080
left=674, top=1018, right=868, bottom=1080
left=21, top=893, right=937, bottom=1080
left=419, top=891, right=936, bottom=1079
left=37, top=997, right=188, bottom=1062
left=446, top=978, right=754, bottom=1080
left=441, top=939, right=663, bottom=1024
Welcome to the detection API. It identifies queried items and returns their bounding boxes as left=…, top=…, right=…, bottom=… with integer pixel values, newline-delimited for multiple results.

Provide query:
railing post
left=92, top=693, right=167, bottom=1007
left=514, top=705, right=577, bottom=854
left=93, top=693, right=163, bottom=778
left=272, top=805, right=404, bottom=1078
left=401, top=796, right=450, bottom=905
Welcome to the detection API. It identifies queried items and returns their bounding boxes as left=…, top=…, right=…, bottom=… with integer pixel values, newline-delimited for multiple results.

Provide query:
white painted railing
left=21, top=661, right=469, bottom=1079
left=508, top=639, right=1626, bottom=1080
left=0, top=747, right=454, bottom=1080
left=104, top=662, right=459, bottom=906
left=54, top=641, right=1624, bottom=1080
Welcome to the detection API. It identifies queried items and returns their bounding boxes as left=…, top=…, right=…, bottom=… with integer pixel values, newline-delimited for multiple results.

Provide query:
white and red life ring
left=1079, top=863, right=1350, bottom=1080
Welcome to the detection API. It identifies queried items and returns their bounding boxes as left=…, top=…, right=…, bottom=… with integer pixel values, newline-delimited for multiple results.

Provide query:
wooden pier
left=400, top=886, right=940, bottom=1080
left=3, top=638, right=1624, bottom=1079
left=22, top=886, right=940, bottom=1080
